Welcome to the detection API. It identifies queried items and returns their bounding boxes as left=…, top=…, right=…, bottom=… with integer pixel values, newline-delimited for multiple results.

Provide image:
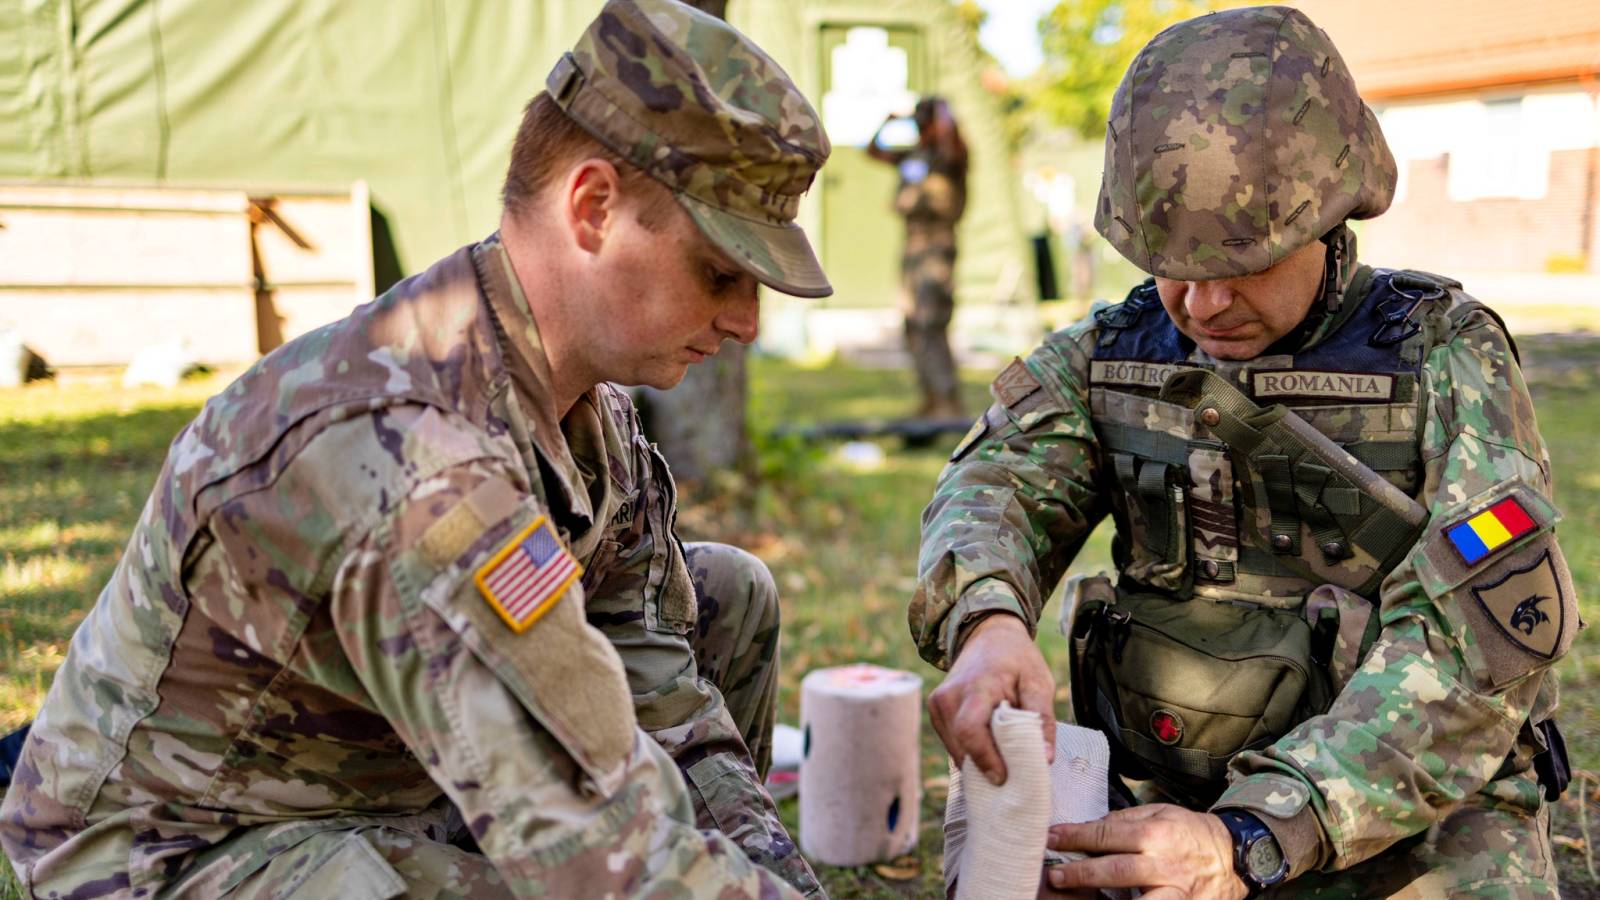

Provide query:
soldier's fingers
left=950, top=691, right=1007, bottom=784
left=1049, top=803, right=1172, bottom=843
left=927, top=691, right=958, bottom=756
left=1016, top=670, right=1057, bottom=764
left=1047, top=852, right=1160, bottom=890
left=1036, top=868, right=1099, bottom=899
left=1047, top=815, right=1156, bottom=854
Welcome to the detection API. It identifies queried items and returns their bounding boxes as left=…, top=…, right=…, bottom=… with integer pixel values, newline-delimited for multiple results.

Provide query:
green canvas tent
left=3, top=0, right=1033, bottom=351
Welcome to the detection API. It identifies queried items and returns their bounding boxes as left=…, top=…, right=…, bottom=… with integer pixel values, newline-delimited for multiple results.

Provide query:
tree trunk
left=638, top=0, right=747, bottom=495
left=639, top=342, right=749, bottom=486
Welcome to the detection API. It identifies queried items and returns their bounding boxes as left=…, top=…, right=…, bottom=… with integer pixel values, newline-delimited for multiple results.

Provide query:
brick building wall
left=1360, top=147, right=1599, bottom=274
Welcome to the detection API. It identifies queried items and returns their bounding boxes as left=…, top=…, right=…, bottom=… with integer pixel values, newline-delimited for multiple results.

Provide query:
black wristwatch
left=1215, top=809, right=1288, bottom=896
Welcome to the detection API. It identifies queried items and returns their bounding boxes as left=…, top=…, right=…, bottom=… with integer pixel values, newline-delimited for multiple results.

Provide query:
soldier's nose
left=1185, top=280, right=1235, bottom=323
left=717, top=283, right=760, bottom=345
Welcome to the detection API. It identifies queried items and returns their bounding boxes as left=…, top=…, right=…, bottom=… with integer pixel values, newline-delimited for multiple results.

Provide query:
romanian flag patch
left=474, top=517, right=581, bottom=633
left=1445, top=497, right=1537, bottom=565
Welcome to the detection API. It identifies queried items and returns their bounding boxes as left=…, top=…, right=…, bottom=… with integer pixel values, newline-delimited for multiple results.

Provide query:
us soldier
left=869, top=96, right=970, bottom=419
left=913, top=7, right=1574, bottom=898
left=0, top=1, right=830, bottom=896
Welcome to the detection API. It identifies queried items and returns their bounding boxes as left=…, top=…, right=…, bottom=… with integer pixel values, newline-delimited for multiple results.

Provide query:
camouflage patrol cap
left=549, top=0, right=833, bottom=298
left=1094, top=6, right=1397, bottom=281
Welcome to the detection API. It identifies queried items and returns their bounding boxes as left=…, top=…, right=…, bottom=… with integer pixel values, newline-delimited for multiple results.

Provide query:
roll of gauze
left=953, top=703, right=1051, bottom=900
left=798, top=664, right=923, bottom=866
left=1044, top=723, right=1110, bottom=865
left=944, top=719, right=1111, bottom=894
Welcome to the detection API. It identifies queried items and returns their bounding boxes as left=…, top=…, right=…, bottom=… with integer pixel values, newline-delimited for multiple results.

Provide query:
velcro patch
left=418, top=478, right=526, bottom=567
left=1090, top=360, right=1188, bottom=390
left=992, top=357, right=1041, bottom=408
left=1251, top=370, right=1395, bottom=401
left=420, top=503, right=484, bottom=567
left=1471, top=549, right=1566, bottom=660
left=1415, top=482, right=1557, bottom=596
left=1447, top=496, right=1537, bottom=565
left=474, top=516, right=582, bottom=633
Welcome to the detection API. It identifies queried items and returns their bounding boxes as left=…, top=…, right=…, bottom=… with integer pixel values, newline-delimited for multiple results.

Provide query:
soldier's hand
left=927, top=612, right=1055, bottom=784
left=1045, top=805, right=1248, bottom=900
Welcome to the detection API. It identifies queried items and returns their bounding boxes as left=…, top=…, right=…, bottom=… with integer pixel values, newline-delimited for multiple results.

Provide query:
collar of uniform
left=472, top=232, right=596, bottom=530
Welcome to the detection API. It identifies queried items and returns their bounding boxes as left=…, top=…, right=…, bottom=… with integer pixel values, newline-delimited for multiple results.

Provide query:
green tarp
left=3, top=0, right=1029, bottom=310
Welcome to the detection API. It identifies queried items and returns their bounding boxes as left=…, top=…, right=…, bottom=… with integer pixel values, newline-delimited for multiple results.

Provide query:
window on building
left=1447, top=97, right=1550, bottom=201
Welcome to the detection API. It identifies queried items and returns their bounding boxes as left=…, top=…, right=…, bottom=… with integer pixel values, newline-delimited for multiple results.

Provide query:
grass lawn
left=1, top=350, right=1598, bottom=897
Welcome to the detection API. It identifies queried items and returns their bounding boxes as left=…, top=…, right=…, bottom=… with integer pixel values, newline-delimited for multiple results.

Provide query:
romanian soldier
left=913, top=7, right=1575, bottom=898
left=1, top=1, right=830, bottom=896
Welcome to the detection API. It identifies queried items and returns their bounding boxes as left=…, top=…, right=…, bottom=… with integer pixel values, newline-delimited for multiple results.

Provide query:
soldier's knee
left=687, top=542, right=779, bottom=629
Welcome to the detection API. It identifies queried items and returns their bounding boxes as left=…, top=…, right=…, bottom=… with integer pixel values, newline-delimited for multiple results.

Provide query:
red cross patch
left=1151, top=709, right=1184, bottom=745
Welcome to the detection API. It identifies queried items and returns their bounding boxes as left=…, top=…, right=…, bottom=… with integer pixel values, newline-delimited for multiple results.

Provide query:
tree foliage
left=1033, top=0, right=1225, bottom=138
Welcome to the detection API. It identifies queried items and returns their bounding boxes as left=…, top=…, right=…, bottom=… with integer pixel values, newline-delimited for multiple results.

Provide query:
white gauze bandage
left=1043, top=723, right=1110, bottom=864
left=947, top=703, right=1051, bottom=900
left=944, top=716, right=1111, bottom=895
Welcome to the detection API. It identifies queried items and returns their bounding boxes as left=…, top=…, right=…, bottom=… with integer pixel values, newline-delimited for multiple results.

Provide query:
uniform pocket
left=640, top=440, right=696, bottom=634
left=1076, top=591, right=1328, bottom=805
left=281, top=830, right=408, bottom=900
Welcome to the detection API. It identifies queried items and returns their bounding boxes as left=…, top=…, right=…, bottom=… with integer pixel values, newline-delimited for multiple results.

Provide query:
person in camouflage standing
left=870, top=96, right=970, bottom=419
left=912, top=7, right=1575, bottom=898
left=0, top=1, right=831, bottom=896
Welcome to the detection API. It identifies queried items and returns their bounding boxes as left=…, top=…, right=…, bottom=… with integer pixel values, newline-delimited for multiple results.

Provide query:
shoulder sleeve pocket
left=391, top=472, right=638, bottom=795
left=1412, top=481, right=1578, bottom=690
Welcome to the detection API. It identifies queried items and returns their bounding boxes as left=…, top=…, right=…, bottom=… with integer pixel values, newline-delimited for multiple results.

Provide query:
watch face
left=1246, top=834, right=1286, bottom=881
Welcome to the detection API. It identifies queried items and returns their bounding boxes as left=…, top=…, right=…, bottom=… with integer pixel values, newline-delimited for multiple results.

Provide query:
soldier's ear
left=564, top=159, right=622, bottom=254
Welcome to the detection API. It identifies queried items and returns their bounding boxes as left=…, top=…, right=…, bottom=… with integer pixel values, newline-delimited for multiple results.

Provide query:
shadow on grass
left=0, top=404, right=200, bottom=564
left=0, top=404, right=198, bottom=471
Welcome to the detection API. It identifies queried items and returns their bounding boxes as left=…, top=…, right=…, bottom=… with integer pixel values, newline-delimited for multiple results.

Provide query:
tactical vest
left=1070, top=266, right=1490, bottom=804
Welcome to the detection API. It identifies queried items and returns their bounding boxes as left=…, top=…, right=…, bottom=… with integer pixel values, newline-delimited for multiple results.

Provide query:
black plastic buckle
left=1106, top=609, right=1133, bottom=663
left=1369, top=278, right=1443, bottom=347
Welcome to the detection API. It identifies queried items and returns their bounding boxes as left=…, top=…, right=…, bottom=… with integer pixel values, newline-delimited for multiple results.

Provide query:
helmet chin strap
left=1264, top=224, right=1354, bottom=356
left=1320, top=223, right=1356, bottom=314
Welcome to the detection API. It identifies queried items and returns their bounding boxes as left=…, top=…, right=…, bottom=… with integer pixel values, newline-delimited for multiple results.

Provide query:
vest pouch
left=1109, top=452, right=1191, bottom=593
left=1071, top=590, right=1331, bottom=806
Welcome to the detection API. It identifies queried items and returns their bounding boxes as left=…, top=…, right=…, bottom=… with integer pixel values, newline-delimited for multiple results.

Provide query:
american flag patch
left=473, top=517, right=581, bottom=633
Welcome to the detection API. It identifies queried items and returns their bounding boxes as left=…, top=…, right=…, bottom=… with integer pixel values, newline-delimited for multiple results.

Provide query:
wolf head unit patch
left=1471, top=549, right=1566, bottom=660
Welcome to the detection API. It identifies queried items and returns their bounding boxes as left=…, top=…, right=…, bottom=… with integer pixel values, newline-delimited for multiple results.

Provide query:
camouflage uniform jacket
left=893, top=145, right=966, bottom=262
left=1, top=234, right=812, bottom=898
left=910, top=268, right=1577, bottom=879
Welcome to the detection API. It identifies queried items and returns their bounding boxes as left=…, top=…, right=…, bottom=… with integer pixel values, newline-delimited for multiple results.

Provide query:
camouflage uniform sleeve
left=894, top=147, right=965, bottom=223
left=330, top=439, right=805, bottom=897
left=909, top=319, right=1109, bottom=669
left=1217, top=309, right=1578, bottom=878
left=584, top=431, right=822, bottom=896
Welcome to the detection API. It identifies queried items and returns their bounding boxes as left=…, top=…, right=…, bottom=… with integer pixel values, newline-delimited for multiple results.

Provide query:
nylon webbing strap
left=1237, top=545, right=1309, bottom=577
left=1345, top=441, right=1417, bottom=472
left=1099, top=421, right=1190, bottom=467
left=1113, top=452, right=1139, bottom=504
left=1121, top=727, right=1223, bottom=781
left=1258, top=454, right=1300, bottom=555
left=1137, top=461, right=1173, bottom=555
left=1096, top=689, right=1224, bottom=783
left=1159, top=370, right=1427, bottom=574
left=1295, top=461, right=1349, bottom=555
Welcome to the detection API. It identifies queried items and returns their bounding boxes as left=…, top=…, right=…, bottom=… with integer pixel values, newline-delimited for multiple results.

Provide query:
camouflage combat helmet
left=1094, top=6, right=1397, bottom=281
left=549, top=0, right=833, bottom=297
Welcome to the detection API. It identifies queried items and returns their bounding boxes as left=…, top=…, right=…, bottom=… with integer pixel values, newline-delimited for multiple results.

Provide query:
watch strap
left=1215, top=808, right=1286, bottom=896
